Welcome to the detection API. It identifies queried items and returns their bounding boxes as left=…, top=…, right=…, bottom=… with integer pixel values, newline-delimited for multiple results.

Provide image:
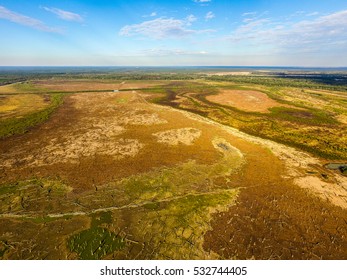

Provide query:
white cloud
left=43, top=7, right=83, bottom=22
left=119, top=17, right=214, bottom=39
left=235, top=18, right=270, bottom=34
left=0, top=5, right=61, bottom=33
left=142, top=12, right=157, bottom=18
left=186, top=14, right=197, bottom=24
left=294, top=10, right=305, bottom=15
left=205, top=11, right=215, bottom=20
left=193, top=0, right=211, bottom=6
left=243, top=17, right=256, bottom=23
left=306, top=12, right=319, bottom=17
left=242, top=12, right=257, bottom=17
left=228, top=10, right=347, bottom=52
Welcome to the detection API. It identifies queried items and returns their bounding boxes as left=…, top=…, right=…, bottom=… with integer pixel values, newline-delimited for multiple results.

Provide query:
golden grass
left=0, top=94, right=50, bottom=119
left=1, top=79, right=346, bottom=260
left=206, top=89, right=287, bottom=113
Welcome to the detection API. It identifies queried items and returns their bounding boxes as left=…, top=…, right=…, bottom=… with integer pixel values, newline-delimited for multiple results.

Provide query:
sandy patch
left=206, top=90, right=285, bottom=113
left=153, top=128, right=201, bottom=146
left=1, top=121, right=144, bottom=166
left=294, top=175, right=347, bottom=208
left=212, top=138, right=244, bottom=158
left=32, top=131, right=139, bottom=165
left=119, top=109, right=168, bottom=126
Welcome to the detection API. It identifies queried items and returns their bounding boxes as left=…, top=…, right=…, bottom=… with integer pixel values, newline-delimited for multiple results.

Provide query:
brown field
left=32, top=80, right=167, bottom=92
left=206, top=89, right=286, bottom=113
left=0, top=91, right=234, bottom=189
left=0, top=79, right=346, bottom=260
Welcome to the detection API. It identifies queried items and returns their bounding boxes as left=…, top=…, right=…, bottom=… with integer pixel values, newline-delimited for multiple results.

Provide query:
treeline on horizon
left=1, top=69, right=347, bottom=90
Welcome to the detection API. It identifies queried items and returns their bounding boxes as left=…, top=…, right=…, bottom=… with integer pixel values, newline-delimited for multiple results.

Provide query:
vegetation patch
left=206, top=89, right=285, bottom=113
left=91, top=212, right=113, bottom=227
left=0, top=93, right=64, bottom=139
left=268, top=107, right=336, bottom=125
left=134, top=190, right=238, bottom=259
left=152, top=81, right=346, bottom=159
left=67, top=227, right=125, bottom=260
left=0, top=178, right=72, bottom=214
left=0, top=240, right=10, bottom=258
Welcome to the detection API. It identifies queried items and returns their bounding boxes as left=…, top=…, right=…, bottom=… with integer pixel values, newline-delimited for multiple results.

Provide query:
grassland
left=150, top=81, right=347, bottom=159
left=0, top=70, right=346, bottom=260
left=0, top=81, right=65, bottom=139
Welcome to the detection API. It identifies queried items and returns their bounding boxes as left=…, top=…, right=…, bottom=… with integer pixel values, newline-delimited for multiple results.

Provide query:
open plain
left=0, top=71, right=346, bottom=259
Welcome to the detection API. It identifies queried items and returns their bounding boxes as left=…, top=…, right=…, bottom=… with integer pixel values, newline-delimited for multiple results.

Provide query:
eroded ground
left=0, top=78, right=346, bottom=260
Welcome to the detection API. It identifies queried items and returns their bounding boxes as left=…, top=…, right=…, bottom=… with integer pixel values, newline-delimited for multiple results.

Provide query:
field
left=0, top=69, right=346, bottom=260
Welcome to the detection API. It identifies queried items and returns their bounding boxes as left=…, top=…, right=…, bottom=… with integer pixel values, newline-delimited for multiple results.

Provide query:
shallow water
left=325, top=163, right=347, bottom=170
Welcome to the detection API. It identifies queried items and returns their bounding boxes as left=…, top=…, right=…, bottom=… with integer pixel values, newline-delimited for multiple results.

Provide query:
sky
left=1, top=0, right=347, bottom=66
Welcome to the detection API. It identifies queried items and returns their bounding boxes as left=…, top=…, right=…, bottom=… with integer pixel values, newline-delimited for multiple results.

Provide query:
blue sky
left=1, top=0, right=347, bottom=66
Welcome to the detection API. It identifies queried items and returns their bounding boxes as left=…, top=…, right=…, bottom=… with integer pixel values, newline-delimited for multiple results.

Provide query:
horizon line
left=1, top=65, right=347, bottom=69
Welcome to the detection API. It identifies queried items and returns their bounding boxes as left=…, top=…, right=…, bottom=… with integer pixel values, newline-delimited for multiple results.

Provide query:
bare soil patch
left=119, top=109, right=168, bottom=126
left=206, top=90, right=285, bottom=113
left=153, top=128, right=201, bottom=146
left=294, top=175, right=347, bottom=209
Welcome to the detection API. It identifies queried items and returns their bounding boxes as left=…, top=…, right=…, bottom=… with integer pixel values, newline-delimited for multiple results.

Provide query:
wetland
left=0, top=67, right=346, bottom=259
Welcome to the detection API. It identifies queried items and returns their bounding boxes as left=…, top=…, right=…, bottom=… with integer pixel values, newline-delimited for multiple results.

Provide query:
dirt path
left=0, top=188, right=237, bottom=219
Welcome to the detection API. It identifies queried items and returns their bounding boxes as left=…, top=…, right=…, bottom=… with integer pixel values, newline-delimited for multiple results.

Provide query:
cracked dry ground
left=0, top=90, right=346, bottom=259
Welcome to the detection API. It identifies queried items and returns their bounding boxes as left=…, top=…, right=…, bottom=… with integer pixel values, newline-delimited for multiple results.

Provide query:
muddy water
left=326, top=163, right=347, bottom=172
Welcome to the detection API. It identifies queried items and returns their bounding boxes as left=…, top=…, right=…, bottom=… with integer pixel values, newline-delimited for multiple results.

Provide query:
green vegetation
left=68, top=212, right=124, bottom=260
left=150, top=81, right=347, bottom=159
left=268, top=107, right=336, bottom=125
left=0, top=241, right=9, bottom=257
left=0, top=178, right=72, bottom=214
left=0, top=93, right=64, bottom=139
left=12, top=82, right=48, bottom=93
left=67, top=227, right=125, bottom=260
left=207, top=75, right=347, bottom=92
left=91, top=212, right=113, bottom=227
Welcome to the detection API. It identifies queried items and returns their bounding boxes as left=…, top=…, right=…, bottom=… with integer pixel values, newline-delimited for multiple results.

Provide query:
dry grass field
left=206, top=89, right=289, bottom=113
left=0, top=77, right=346, bottom=260
left=0, top=94, right=50, bottom=119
